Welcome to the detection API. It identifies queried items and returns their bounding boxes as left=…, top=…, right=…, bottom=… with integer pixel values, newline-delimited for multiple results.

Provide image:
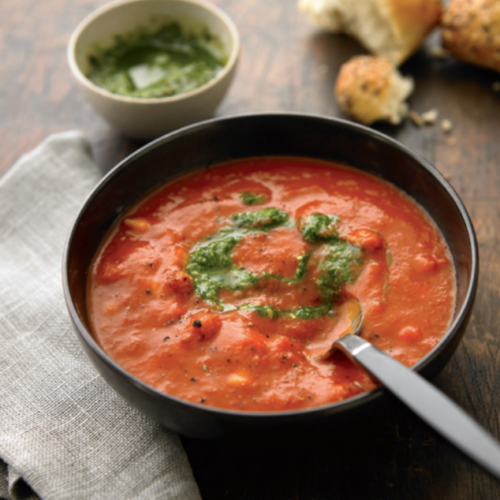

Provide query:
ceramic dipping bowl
left=67, top=0, right=240, bottom=140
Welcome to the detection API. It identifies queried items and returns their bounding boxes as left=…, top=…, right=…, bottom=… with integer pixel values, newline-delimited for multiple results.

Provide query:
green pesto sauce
left=316, top=240, right=362, bottom=301
left=300, top=213, right=339, bottom=243
left=186, top=210, right=363, bottom=319
left=239, top=302, right=332, bottom=321
left=86, top=21, right=227, bottom=98
left=239, top=191, right=268, bottom=205
left=231, top=207, right=290, bottom=230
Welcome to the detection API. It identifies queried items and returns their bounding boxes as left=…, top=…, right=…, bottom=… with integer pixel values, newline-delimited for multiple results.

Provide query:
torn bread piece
left=442, top=0, right=500, bottom=74
left=335, top=56, right=414, bottom=125
left=298, top=0, right=442, bottom=65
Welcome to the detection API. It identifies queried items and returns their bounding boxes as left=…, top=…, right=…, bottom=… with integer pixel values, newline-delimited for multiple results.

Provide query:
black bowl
left=63, top=113, right=478, bottom=440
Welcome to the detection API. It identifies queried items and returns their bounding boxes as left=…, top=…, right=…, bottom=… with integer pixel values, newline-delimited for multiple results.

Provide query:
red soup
left=87, top=157, right=456, bottom=411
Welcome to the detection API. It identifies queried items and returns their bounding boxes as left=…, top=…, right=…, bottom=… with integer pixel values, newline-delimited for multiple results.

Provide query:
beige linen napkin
left=0, top=132, right=201, bottom=500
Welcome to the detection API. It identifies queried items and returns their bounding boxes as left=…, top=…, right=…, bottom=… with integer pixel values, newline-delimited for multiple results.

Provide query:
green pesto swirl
left=186, top=209, right=362, bottom=318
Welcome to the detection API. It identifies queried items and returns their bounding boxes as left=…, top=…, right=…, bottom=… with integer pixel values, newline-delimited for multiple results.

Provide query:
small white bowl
left=68, top=0, right=240, bottom=140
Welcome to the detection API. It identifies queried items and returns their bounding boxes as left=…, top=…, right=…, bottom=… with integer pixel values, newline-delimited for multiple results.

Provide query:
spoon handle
left=336, top=334, right=500, bottom=480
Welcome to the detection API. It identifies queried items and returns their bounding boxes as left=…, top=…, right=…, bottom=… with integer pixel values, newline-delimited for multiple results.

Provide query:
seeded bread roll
left=335, top=56, right=414, bottom=125
left=298, top=0, right=442, bottom=65
left=442, top=0, right=500, bottom=74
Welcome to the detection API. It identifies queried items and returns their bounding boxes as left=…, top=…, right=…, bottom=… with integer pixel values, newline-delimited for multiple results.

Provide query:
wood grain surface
left=2, top=0, right=500, bottom=498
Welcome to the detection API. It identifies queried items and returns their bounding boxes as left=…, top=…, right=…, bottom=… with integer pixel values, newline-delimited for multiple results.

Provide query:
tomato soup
left=87, top=157, right=456, bottom=411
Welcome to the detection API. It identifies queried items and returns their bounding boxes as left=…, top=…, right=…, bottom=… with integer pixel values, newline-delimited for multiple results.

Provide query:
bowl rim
left=63, top=111, right=479, bottom=423
left=67, top=0, right=240, bottom=105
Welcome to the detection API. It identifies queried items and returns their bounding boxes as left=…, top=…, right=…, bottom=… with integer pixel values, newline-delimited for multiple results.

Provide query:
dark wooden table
left=3, top=0, right=500, bottom=498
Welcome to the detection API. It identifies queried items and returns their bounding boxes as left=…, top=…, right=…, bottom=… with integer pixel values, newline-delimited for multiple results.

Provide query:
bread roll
left=335, top=56, right=414, bottom=125
left=298, top=0, right=442, bottom=65
left=442, top=0, right=500, bottom=74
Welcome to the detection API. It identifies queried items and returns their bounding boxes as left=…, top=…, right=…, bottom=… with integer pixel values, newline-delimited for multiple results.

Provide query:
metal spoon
left=323, top=297, right=500, bottom=480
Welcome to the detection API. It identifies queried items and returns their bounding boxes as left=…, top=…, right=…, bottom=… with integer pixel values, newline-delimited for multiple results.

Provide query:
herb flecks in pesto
left=239, top=191, right=267, bottom=205
left=232, top=208, right=289, bottom=231
left=186, top=208, right=364, bottom=319
left=185, top=230, right=258, bottom=304
left=316, top=240, right=362, bottom=301
left=189, top=234, right=240, bottom=270
left=239, top=303, right=281, bottom=320
left=239, top=299, right=331, bottom=321
left=87, top=21, right=227, bottom=98
left=293, top=304, right=332, bottom=320
left=300, top=213, right=339, bottom=243
left=187, top=208, right=292, bottom=306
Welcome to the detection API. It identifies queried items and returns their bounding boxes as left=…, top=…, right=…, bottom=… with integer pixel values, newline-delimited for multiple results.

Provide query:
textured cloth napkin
left=0, top=132, right=202, bottom=500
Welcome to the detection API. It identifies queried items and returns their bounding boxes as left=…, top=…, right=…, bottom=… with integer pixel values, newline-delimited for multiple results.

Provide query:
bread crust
left=298, top=0, right=442, bottom=65
left=335, top=55, right=414, bottom=125
left=387, top=0, right=443, bottom=64
left=442, top=0, right=500, bottom=73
